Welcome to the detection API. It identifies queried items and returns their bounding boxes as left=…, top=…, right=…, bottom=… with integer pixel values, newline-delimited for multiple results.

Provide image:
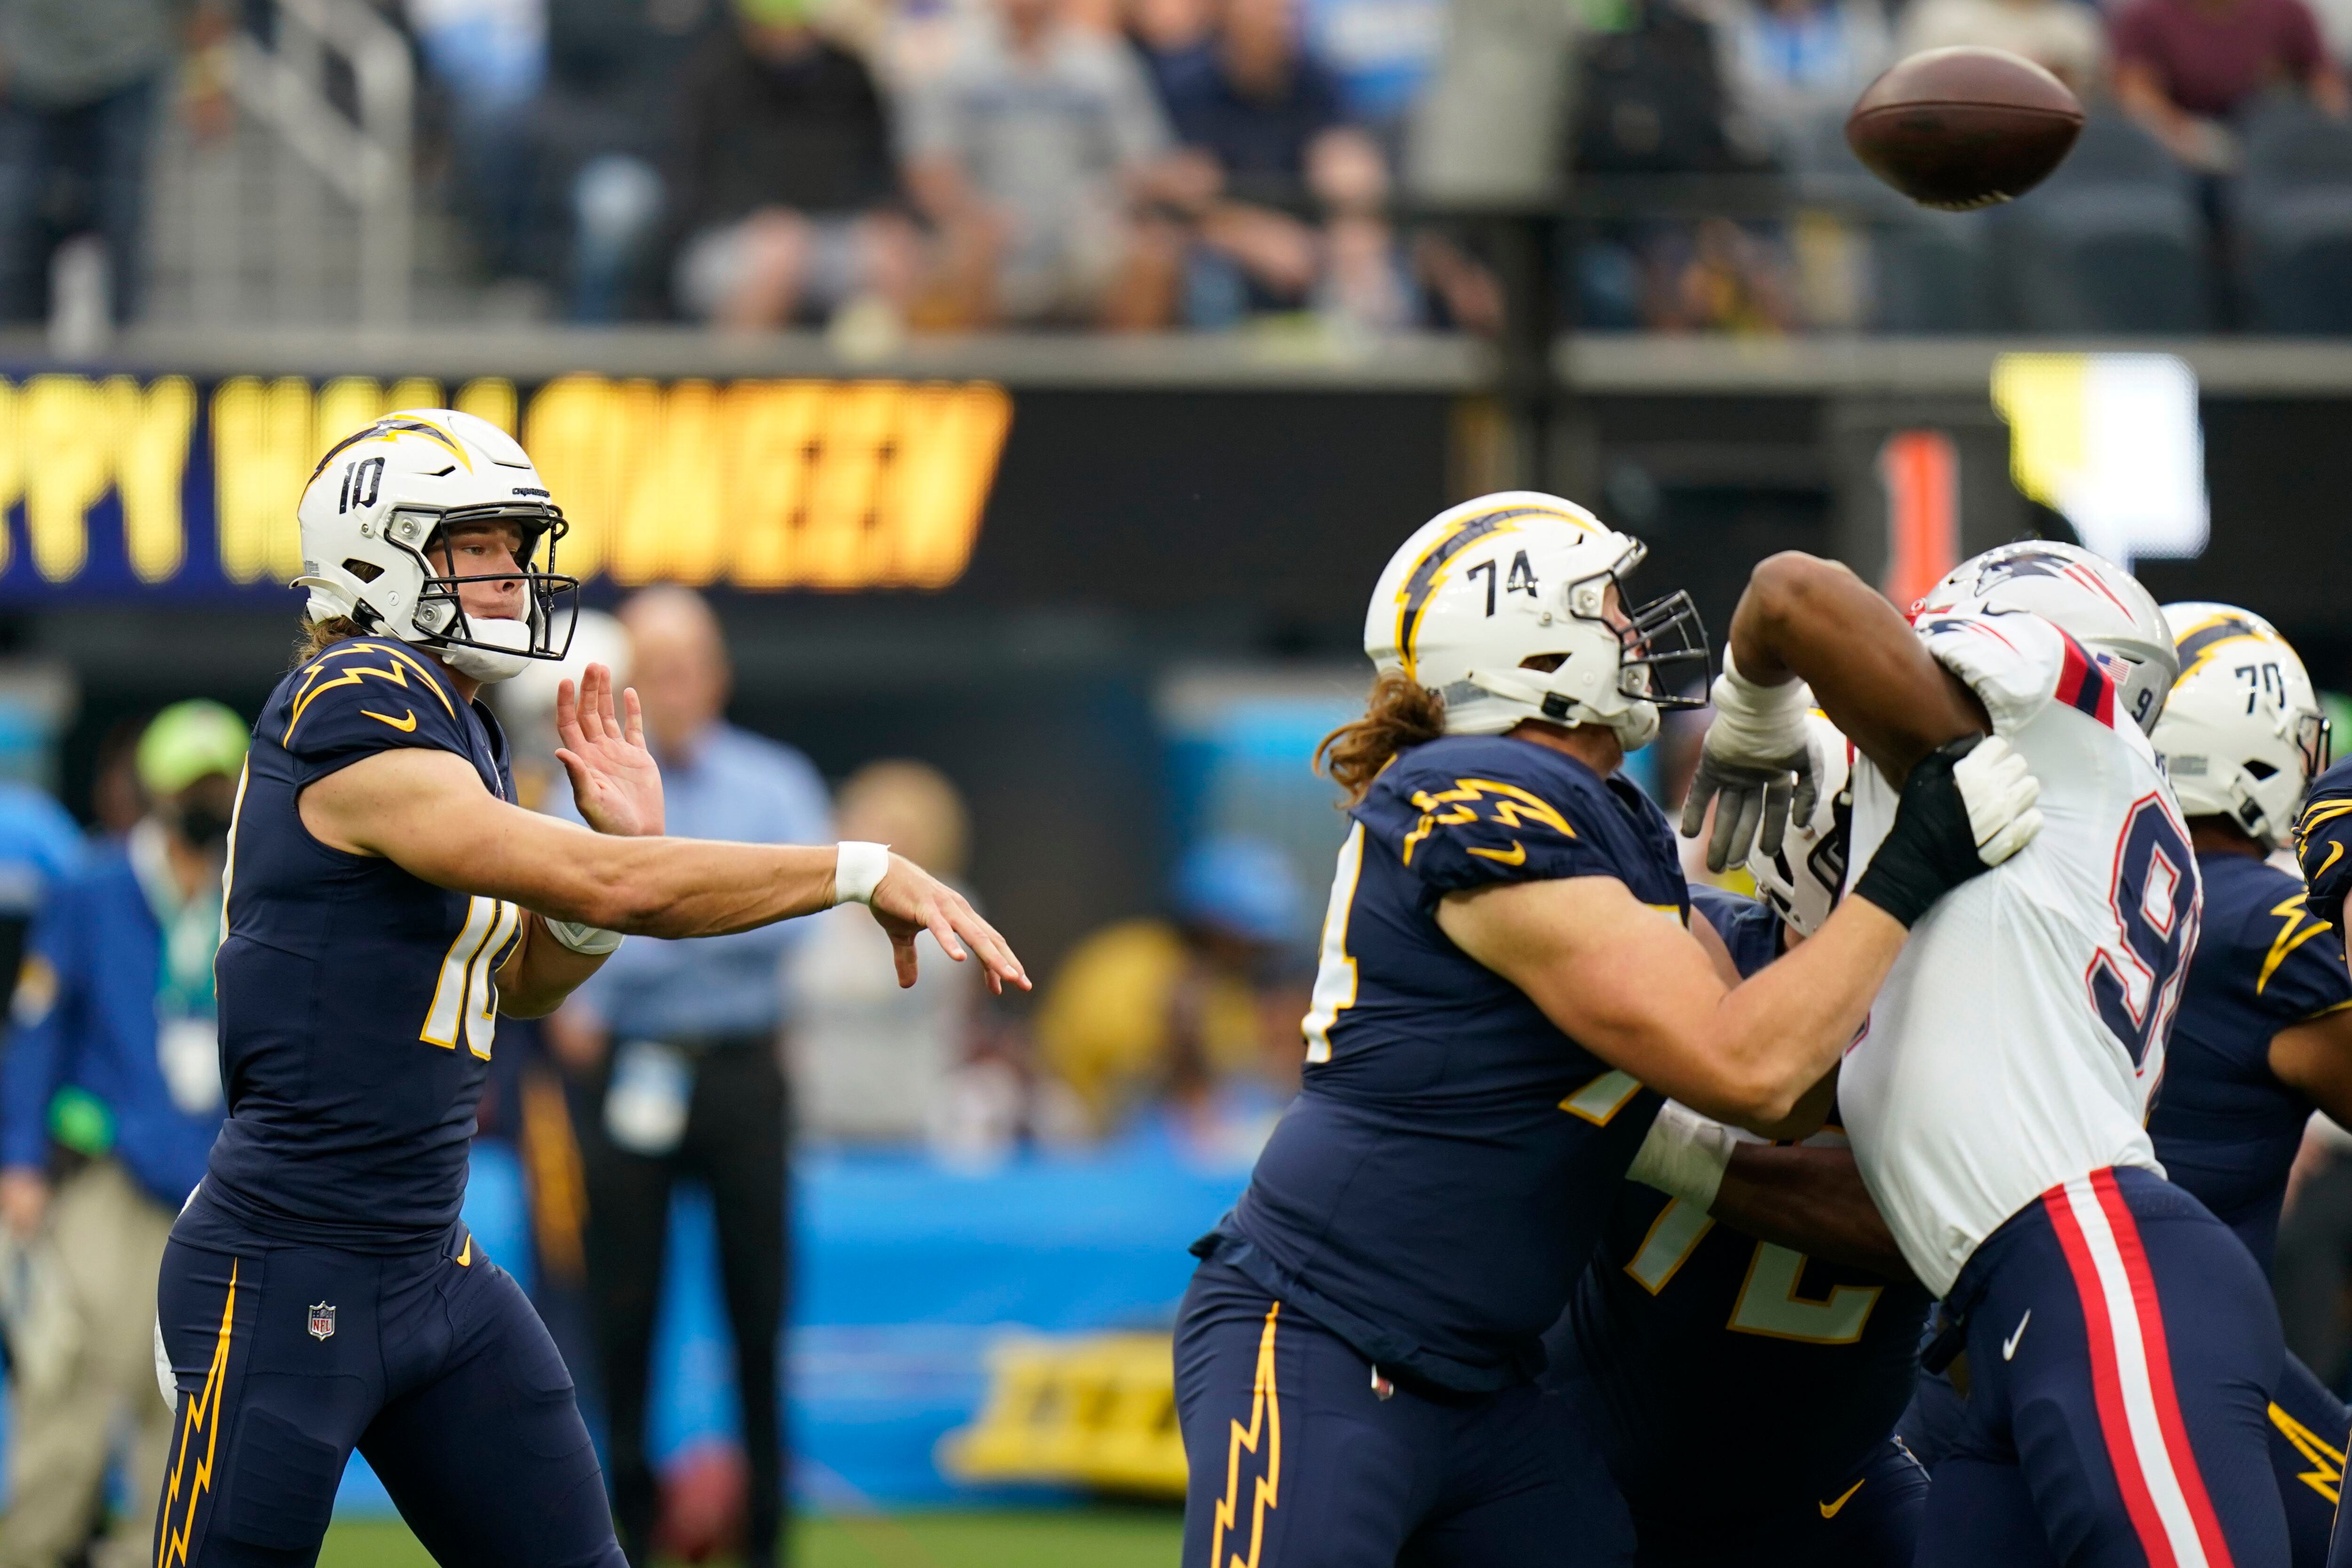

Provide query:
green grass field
left=319, top=1508, right=1183, bottom=1568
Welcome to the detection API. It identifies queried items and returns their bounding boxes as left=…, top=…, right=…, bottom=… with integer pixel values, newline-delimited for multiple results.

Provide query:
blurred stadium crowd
left=10, top=0, right=2352, bottom=335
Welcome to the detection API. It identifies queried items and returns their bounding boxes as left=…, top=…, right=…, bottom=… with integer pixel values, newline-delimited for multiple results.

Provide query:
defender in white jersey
left=1691, top=542, right=2290, bottom=1568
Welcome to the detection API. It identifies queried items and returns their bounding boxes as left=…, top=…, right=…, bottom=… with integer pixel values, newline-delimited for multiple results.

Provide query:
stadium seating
left=1787, top=110, right=1994, bottom=334
left=2235, top=101, right=2352, bottom=334
left=1987, top=114, right=2210, bottom=334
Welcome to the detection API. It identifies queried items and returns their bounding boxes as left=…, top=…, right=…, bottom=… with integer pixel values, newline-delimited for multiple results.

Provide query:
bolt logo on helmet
left=1914, top=539, right=2177, bottom=737
left=294, top=409, right=579, bottom=685
left=2153, top=601, right=2329, bottom=850
left=1365, top=491, right=1709, bottom=751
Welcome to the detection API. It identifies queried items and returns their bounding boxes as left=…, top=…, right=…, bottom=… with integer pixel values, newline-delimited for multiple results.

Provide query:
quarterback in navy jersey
left=1552, top=725, right=1935, bottom=1568
left=1173, top=494, right=2045, bottom=1568
left=154, top=411, right=1023, bottom=1568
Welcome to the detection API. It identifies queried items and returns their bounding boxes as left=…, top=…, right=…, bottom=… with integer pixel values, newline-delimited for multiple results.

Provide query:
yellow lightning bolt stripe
left=2297, top=800, right=2352, bottom=854
left=2259, top=892, right=2334, bottom=996
left=284, top=641, right=457, bottom=742
left=309, top=414, right=471, bottom=481
left=1400, top=779, right=1575, bottom=865
left=2269, top=1401, right=2346, bottom=1505
left=157, top=1259, right=238, bottom=1568
left=1210, top=1303, right=1282, bottom=1568
left=2172, top=612, right=2274, bottom=684
left=2313, top=840, right=2346, bottom=886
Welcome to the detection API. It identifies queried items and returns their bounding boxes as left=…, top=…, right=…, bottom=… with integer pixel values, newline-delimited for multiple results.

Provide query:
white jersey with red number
left=1839, top=606, right=2199, bottom=1296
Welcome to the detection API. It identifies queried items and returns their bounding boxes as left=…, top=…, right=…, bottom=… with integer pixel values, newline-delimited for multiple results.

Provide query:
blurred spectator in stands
left=532, top=0, right=723, bottom=321
left=1300, top=0, right=1445, bottom=125
left=1569, top=0, right=1795, bottom=331
left=0, top=775, right=80, bottom=994
left=1710, top=0, right=1892, bottom=162
left=0, top=0, right=228, bottom=325
left=1160, top=0, right=1492, bottom=328
left=787, top=761, right=1006, bottom=1153
left=1130, top=0, right=1216, bottom=96
left=1896, top=0, right=2103, bottom=94
left=2114, top=0, right=2347, bottom=173
left=900, top=0, right=1185, bottom=328
left=546, top=587, right=826, bottom=1568
left=670, top=0, right=917, bottom=333
left=409, top=0, right=546, bottom=288
left=0, top=703, right=238, bottom=1568
left=1035, top=838, right=1306, bottom=1165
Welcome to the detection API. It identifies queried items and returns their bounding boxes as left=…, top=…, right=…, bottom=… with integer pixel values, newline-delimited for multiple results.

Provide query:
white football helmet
left=1912, top=540, right=2176, bottom=736
left=1364, top=491, right=1708, bottom=750
left=2152, top=602, right=2329, bottom=850
left=1746, top=711, right=1852, bottom=939
left=294, top=409, right=577, bottom=684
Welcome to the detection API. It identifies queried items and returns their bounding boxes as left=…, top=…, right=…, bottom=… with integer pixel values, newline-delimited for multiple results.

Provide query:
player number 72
left=1624, top=1198, right=1883, bottom=1345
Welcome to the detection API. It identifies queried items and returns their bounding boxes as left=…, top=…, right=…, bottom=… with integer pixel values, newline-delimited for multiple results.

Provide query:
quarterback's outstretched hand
left=864, top=855, right=1030, bottom=995
left=556, top=663, right=665, bottom=838
left=1850, top=735, right=2042, bottom=928
left=1680, top=654, right=1822, bottom=873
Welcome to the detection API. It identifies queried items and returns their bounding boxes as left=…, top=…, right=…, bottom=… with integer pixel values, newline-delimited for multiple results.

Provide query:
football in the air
left=1845, top=46, right=2085, bottom=211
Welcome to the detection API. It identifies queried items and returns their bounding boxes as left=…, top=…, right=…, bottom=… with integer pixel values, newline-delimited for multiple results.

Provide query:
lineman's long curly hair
left=1316, top=672, right=1446, bottom=805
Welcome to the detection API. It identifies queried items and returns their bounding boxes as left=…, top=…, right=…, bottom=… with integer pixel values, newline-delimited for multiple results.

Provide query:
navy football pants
left=152, top=1193, right=624, bottom=1568
left=1918, top=1167, right=2288, bottom=1568
left=1173, top=1259, right=1634, bottom=1568
left=1625, top=1434, right=1927, bottom=1568
left=2270, top=1353, right=2352, bottom=1568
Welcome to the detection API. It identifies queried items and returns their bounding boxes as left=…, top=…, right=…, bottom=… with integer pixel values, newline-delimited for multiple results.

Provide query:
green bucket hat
left=137, top=700, right=249, bottom=797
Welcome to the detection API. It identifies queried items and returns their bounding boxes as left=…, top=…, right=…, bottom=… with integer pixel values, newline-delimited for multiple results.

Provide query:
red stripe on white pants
left=2041, top=1172, right=2233, bottom=1568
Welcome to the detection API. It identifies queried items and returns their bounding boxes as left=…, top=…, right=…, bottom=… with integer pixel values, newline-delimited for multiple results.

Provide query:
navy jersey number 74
left=1197, top=733, right=1688, bottom=1392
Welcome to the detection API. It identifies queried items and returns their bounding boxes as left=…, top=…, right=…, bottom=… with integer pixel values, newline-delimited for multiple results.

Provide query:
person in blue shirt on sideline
left=0, top=701, right=243, bottom=1568
left=544, top=586, right=830, bottom=1568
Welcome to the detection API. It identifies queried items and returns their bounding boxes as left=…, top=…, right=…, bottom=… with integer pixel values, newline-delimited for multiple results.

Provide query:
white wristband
left=1708, top=648, right=1812, bottom=750
left=1626, top=1101, right=1738, bottom=1212
left=544, top=919, right=624, bottom=957
left=833, top=841, right=891, bottom=907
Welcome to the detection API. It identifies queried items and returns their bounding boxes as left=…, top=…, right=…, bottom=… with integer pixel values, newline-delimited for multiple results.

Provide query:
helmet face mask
left=1747, top=712, right=1852, bottom=937
left=400, top=504, right=581, bottom=668
left=297, top=411, right=582, bottom=683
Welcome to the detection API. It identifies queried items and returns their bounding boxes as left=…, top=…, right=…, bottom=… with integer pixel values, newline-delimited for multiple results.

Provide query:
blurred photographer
left=0, top=701, right=240, bottom=1568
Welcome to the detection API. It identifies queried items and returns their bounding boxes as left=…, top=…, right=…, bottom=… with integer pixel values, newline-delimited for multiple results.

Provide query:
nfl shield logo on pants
left=308, top=1302, right=336, bottom=1341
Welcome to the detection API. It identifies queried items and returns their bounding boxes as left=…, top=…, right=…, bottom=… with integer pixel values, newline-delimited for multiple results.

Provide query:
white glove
left=1680, top=650, right=1822, bottom=874
left=1952, top=733, right=2043, bottom=867
left=1626, top=1100, right=1738, bottom=1212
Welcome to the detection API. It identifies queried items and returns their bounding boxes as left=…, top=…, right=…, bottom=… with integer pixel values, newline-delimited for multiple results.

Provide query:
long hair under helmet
left=2152, top=601, right=2330, bottom=849
left=293, top=409, right=579, bottom=684
left=1911, top=540, right=2176, bottom=737
left=1363, top=491, right=1709, bottom=751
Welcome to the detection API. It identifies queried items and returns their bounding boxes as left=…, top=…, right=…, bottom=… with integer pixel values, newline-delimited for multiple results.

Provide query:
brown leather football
left=1846, top=46, right=2085, bottom=210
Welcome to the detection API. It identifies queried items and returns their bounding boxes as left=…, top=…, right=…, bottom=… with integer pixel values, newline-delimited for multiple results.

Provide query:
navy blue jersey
left=2146, top=849, right=2352, bottom=1274
left=1199, top=735, right=1687, bottom=1392
left=205, top=639, right=524, bottom=1252
left=2297, top=760, right=2352, bottom=929
left=1557, top=887, right=1935, bottom=1518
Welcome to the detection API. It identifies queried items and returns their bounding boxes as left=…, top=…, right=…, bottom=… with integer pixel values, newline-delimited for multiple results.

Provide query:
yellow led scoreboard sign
left=0, top=372, right=1013, bottom=600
